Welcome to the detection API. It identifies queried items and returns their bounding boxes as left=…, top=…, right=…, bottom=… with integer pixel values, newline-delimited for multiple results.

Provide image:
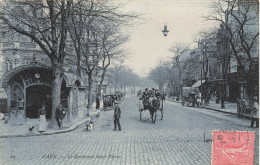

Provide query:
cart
left=138, top=96, right=164, bottom=123
left=182, top=87, right=200, bottom=107
left=237, top=98, right=253, bottom=118
left=103, top=95, right=115, bottom=110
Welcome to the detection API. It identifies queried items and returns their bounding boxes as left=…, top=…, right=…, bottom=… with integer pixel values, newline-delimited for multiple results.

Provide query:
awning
left=191, top=80, right=205, bottom=88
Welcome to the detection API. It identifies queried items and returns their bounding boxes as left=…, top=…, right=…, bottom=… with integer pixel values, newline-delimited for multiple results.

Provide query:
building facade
left=0, top=0, right=109, bottom=123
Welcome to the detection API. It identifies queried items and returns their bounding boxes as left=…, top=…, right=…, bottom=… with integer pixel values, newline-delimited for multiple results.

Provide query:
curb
left=0, top=110, right=102, bottom=138
left=200, top=106, right=236, bottom=115
left=166, top=99, right=251, bottom=120
left=0, top=97, right=127, bottom=138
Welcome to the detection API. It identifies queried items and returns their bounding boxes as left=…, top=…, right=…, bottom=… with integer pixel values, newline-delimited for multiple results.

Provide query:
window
left=14, top=59, right=19, bottom=65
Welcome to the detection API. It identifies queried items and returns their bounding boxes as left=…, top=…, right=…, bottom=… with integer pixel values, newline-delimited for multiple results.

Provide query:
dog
left=84, top=120, right=94, bottom=132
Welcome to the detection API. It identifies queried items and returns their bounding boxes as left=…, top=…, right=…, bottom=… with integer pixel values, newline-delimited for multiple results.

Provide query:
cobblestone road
left=0, top=96, right=258, bottom=165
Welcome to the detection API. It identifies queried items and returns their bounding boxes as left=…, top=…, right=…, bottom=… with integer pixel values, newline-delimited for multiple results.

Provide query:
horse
left=141, top=97, right=160, bottom=123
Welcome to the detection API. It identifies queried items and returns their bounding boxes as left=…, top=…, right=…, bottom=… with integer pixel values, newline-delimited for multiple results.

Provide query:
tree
left=197, top=30, right=217, bottom=106
left=0, top=0, right=73, bottom=125
left=205, top=0, right=259, bottom=100
left=169, top=43, right=190, bottom=99
left=96, top=19, right=129, bottom=104
left=162, top=60, right=177, bottom=97
left=148, top=58, right=168, bottom=91
left=68, top=0, right=137, bottom=114
left=216, top=24, right=233, bottom=108
left=107, top=61, right=127, bottom=92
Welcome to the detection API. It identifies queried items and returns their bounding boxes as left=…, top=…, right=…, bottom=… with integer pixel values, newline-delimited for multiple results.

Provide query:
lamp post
left=162, top=24, right=169, bottom=37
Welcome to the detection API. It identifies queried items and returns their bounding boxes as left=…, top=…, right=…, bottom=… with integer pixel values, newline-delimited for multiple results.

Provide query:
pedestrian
left=113, top=100, right=121, bottom=131
left=38, top=104, right=46, bottom=133
left=55, top=104, right=66, bottom=129
left=250, top=98, right=259, bottom=128
left=142, top=88, right=149, bottom=99
left=155, top=89, right=161, bottom=99
left=96, top=95, right=100, bottom=109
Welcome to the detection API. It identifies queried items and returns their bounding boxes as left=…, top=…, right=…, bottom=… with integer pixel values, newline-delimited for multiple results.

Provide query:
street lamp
left=162, top=24, right=169, bottom=37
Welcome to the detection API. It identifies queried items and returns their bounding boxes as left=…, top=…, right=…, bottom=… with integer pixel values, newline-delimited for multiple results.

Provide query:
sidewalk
left=0, top=95, right=128, bottom=138
left=166, top=99, right=251, bottom=118
left=201, top=101, right=238, bottom=115
left=0, top=109, right=102, bottom=138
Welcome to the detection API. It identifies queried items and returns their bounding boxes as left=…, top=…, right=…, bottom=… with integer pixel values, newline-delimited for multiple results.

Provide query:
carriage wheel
left=161, top=100, right=164, bottom=120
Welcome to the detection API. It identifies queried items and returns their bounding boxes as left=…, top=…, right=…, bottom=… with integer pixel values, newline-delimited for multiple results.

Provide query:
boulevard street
left=0, top=95, right=259, bottom=165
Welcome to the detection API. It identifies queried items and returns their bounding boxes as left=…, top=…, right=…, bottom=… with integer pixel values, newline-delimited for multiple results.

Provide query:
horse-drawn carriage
left=138, top=95, right=164, bottom=123
left=114, top=91, right=124, bottom=101
left=182, top=87, right=200, bottom=107
left=103, top=92, right=124, bottom=110
left=103, top=95, right=115, bottom=110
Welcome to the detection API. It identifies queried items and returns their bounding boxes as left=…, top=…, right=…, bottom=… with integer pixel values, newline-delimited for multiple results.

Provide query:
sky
left=114, top=0, right=217, bottom=77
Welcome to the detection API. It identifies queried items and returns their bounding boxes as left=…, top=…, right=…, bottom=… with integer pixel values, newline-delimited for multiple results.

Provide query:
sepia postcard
left=0, top=0, right=259, bottom=164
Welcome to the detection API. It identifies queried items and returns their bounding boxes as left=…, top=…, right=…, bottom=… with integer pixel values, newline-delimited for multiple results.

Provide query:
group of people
left=142, top=88, right=161, bottom=99
left=141, top=88, right=162, bottom=109
left=38, top=103, right=66, bottom=133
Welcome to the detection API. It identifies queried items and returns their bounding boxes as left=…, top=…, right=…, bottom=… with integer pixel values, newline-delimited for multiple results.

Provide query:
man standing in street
left=114, top=101, right=121, bottom=131
left=55, top=104, right=66, bottom=129
left=251, top=98, right=259, bottom=128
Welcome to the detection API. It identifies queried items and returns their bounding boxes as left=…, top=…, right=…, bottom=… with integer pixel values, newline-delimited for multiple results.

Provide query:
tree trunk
left=203, top=77, right=209, bottom=106
left=178, top=75, right=182, bottom=100
left=221, top=73, right=227, bottom=109
left=97, top=70, right=105, bottom=96
left=51, top=66, right=63, bottom=126
left=221, top=86, right=226, bottom=108
left=87, top=76, right=93, bottom=115
left=96, top=68, right=107, bottom=109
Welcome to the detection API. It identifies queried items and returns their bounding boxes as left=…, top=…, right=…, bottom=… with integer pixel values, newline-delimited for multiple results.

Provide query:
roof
left=191, top=80, right=205, bottom=88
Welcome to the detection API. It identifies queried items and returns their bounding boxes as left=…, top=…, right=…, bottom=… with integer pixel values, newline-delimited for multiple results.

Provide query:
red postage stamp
left=212, top=131, right=255, bottom=165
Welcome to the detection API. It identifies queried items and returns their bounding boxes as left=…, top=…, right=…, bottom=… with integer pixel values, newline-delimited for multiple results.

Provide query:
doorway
left=26, top=85, right=52, bottom=119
